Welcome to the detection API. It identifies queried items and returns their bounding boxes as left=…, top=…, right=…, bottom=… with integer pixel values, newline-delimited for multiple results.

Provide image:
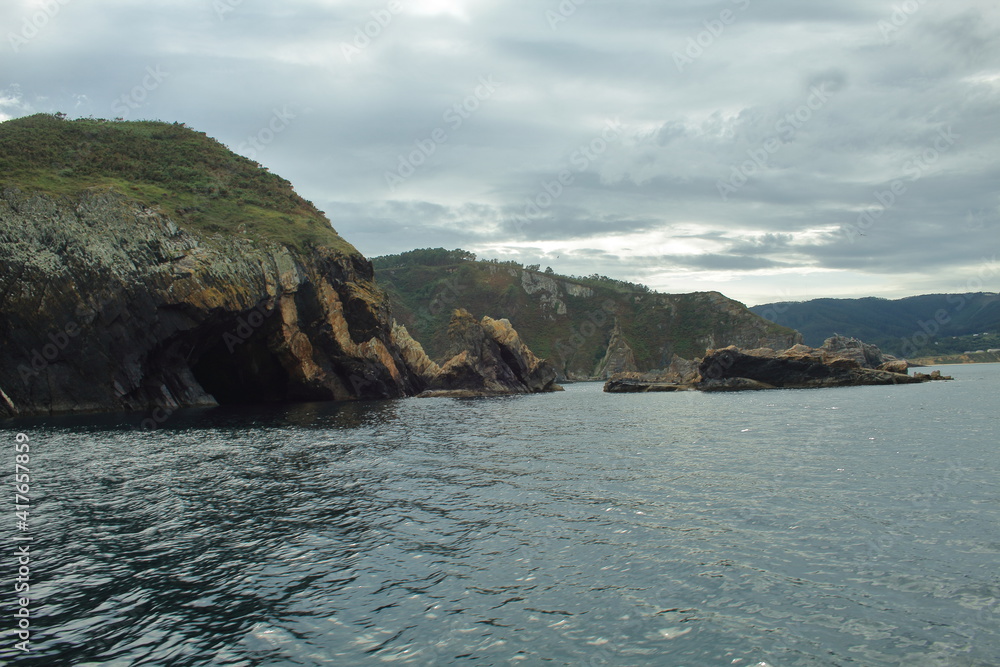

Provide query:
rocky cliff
left=413, top=309, right=560, bottom=397
left=373, top=249, right=802, bottom=379
left=0, top=187, right=426, bottom=417
left=592, top=319, right=638, bottom=378
left=0, top=115, right=557, bottom=417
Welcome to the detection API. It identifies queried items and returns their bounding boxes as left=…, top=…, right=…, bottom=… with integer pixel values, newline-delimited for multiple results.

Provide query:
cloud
left=2, top=0, right=999, bottom=304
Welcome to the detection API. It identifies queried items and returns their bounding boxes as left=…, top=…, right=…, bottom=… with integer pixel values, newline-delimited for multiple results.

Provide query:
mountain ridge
left=751, top=293, right=1000, bottom=358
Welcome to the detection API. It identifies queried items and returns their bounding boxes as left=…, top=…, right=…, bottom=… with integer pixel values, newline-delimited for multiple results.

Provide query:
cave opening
left=191, top=330, right=291, bottom=405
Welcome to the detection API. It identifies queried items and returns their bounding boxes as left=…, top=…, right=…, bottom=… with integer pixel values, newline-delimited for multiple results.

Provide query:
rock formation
left=592, top=319, right=638, bottom=379
left=372, top=250, right=802, bottom=380
left=604, top=336, right=952, bottom=393
left=411, top=309, right=561, bottom=397
left=0, top=116, right=561, bottom=417
left=0, top=188, right=427, bottom=417
left=603, top=355, right=700, bottom=393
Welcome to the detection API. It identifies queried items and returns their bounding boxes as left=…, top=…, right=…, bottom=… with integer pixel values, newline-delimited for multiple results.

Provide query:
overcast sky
left=2, top=0, right=998, bottom=305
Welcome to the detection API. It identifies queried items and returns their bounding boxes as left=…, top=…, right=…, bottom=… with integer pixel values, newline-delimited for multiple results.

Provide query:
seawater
left=1, top=364, right=998, bottom=666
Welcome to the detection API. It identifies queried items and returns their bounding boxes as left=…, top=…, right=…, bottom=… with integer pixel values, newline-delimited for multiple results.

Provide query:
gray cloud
left=2, top=0, right=999, bottom=304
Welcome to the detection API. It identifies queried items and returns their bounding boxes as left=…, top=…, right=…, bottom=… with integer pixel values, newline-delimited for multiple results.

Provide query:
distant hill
left=751, top=294, right=1000, bottom=358
left=373, top=248, right=800, bottom=379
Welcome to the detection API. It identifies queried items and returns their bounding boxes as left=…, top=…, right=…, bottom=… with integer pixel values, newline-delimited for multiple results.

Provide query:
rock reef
left=605, top=335, right=953, bottom=393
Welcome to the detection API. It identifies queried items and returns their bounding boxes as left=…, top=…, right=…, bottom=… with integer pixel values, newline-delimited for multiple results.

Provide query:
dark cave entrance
left=191, top=328, right=291, bottom=405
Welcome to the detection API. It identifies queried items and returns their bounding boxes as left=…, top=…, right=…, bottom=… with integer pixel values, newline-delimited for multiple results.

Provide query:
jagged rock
left=819, top=334, right=897, bottom=369
left=0, top=119, right=562, bottom=417
left=603, top=379, right=689, bottom=393
left=415, top=309, right=561, bottom=397
left=878, top=360, right=910, bottom=374
left=593, top=319, right=638, bottom=379
left=661, top=354, right=702, bottom=385
left=375, top=253, right=803, bottom=381
left=603, top=354, right=701, bottom=392
left=913, top=370, right=954, bottom=381
left=390, top=321, right=441, bottom=380
left=604, top=338, right=949, bottom=394
left=698, top=345, right=928, bottom=390
left=698, top=377, right=776, bottom=392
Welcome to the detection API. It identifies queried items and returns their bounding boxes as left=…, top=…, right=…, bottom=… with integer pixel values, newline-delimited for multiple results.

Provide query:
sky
left=2, top=0, right=999, bottom=306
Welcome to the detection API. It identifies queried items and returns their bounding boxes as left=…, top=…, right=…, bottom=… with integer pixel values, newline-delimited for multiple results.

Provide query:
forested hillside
left=751, top=294, right=1000, bottom=357
left=373, top=248, right=799, bottom=379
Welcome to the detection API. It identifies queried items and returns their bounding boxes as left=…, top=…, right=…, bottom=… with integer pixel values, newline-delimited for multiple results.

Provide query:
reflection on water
left=2, top=365, right=999, bottom=665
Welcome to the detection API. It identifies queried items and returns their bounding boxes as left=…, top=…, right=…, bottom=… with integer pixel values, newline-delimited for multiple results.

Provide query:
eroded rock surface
left=0, top=189, right=425, bottom=416
left=604, top=336, right=952, bottom=393
left=416, top=309, right=561, bottom=397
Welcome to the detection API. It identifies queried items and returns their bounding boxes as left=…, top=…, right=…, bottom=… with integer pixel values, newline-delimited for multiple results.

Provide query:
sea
left=1, top=363, right=998, bottom=666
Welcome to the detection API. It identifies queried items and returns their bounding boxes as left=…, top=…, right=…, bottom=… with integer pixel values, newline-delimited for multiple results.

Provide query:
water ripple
left=1, top=367, right=998, bottom=665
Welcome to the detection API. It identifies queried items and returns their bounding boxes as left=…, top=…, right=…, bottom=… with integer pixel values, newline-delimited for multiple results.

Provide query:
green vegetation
left=751, top=294, right=1000, bottom=357
left=374, top=248, right=798, bottom=376
left=372, top=248, right=478, bottom=268
left=910, top=351, right=1000, bottom=366
left=0, top=113, right=356, bottom=254
left=373, top=248, right=654, bottom=294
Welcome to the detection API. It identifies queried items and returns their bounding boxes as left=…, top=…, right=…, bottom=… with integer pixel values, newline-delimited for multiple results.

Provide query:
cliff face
left=373, top=250, right=802, bottom=380
left=0, top=188, right=424, bottom=417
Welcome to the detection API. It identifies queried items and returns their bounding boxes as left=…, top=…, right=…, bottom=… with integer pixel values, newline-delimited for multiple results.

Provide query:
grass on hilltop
left=0, top=113, right=357, bottom=255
